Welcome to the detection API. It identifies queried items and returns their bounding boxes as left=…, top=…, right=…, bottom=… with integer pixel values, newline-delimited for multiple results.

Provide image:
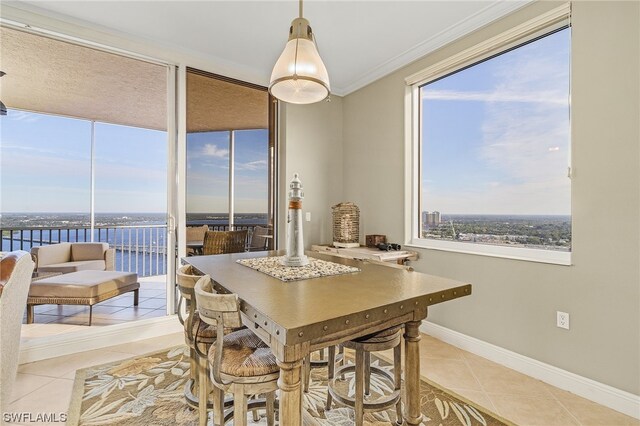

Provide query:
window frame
left=404, top=3, right=572, bottom=265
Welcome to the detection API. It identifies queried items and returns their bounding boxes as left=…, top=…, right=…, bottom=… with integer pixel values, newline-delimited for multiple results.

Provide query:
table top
left=185, top=251, right=471, bottom=347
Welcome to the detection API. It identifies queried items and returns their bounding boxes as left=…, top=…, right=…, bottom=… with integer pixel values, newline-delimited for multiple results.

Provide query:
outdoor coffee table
left=27, top=270, right=139, bottom=325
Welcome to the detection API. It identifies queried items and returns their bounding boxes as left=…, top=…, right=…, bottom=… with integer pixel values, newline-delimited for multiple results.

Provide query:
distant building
left=422, top=211, right=441, bottom=227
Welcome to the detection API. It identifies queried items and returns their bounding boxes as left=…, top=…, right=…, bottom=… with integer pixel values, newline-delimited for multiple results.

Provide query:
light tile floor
left=20, top=276, right=169, bottom=344
left=7, top=333, right=639, bottom=426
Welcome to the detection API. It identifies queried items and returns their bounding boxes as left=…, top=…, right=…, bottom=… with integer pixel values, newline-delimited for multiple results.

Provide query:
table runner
left=236, top=256, right=360, bottom=282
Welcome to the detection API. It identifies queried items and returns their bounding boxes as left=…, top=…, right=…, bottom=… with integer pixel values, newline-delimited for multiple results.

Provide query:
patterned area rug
left=68, top=346, right=514, bottom=425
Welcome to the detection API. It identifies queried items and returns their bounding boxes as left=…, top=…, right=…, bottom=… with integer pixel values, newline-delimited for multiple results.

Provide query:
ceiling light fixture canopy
left=269, top=0, right=330, bottom=105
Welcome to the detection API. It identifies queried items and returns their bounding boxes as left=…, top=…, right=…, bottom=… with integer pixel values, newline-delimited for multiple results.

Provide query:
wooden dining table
left=185, top=250, right=471, bottom=425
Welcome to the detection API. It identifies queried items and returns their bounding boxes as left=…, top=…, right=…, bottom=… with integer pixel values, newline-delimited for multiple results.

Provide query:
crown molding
left=2, top=1, right=533, bottom=100
left=337, top=0, right=533, bottom=96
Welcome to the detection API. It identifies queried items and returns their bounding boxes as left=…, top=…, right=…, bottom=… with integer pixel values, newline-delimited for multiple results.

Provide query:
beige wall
left=279, top=98, right=345, bottom=248
left=342, top=1, right=640, bottom=394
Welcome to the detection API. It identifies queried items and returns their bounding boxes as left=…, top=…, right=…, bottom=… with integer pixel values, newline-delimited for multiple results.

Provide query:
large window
left=1, top=110, right=168, bottom=275
left=94, top=122, right=167, bottom=216
left=186, top=129, right=269, bottom=225
left=0, top=110, right=92, bottom=223
left=407, top=12, right=571, bottom=264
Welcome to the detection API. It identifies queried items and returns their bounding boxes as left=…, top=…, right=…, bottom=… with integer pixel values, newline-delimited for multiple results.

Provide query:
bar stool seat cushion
left=208, top=328, right=278, bottom=377
left=353, top=325, right=403, bottom=344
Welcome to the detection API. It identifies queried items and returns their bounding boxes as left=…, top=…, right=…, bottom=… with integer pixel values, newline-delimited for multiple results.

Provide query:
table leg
left=404, top=320, right=422, bottom=425
left=277, top=359, right=303, bottom=426
left=198, top=353, right=209, bottom=426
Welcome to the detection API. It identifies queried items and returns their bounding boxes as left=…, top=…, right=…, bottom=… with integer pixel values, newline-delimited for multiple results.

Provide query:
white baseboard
left=420, top=321, right=640, bottom=420
left=19, top=315, right=183, bottom=364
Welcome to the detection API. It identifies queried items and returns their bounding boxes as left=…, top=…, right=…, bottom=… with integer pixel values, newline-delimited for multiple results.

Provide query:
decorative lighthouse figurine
left=281, top=173, right=309, bottom=267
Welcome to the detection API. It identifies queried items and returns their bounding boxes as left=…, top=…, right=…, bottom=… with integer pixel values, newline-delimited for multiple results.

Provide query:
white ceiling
left=8, top=1, right=529, bottom=96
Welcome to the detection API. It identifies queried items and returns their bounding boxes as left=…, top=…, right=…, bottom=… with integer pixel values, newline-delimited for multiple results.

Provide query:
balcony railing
left=1, top=223, right=266, bottom=277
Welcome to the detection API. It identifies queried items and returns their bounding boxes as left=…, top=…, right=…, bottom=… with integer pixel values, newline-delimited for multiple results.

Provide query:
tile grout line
left=545, top=388, right=586, bottom=426
left=460, top=351, right=504, bottom=418
left=459, top=350, right=589, bottom=426
left=9, top=374, right=58, bottom=405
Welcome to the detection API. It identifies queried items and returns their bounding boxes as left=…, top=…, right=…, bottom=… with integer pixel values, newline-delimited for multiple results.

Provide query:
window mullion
left=90, top=120, right=96, bottom=242
left=228, top=130, right=235, bottom=230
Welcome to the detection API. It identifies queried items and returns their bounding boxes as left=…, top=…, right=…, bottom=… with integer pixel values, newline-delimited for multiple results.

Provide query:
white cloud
left=236, top=160, right=267, bottom=171
left=202, top=144, right=229, bottom=158
left=423, top=36, right=571, bottom=215
left=422, top=89, right=566, bottom=105
left=424, top=178, right=570, bottom=215
left=8, top=110, right=40, bottom=123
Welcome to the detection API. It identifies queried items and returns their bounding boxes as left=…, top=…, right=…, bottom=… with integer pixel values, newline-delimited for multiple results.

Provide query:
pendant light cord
left=293, top=0, right=303, bottom=79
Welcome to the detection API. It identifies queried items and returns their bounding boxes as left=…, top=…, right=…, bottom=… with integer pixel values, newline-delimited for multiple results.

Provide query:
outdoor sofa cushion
left=28, top=270, right=137, bottom=299
left=31, top=242, right=72, bottom=267
left=37, top=260, right=106, bottom=274
left=71, top=243, right=109, bottom=261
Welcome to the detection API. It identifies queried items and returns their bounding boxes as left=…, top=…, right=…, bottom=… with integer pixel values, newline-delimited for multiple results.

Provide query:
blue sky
left=1, top=110, right=166, bottom=213
left=0, top=109, right=268, bottom=215
left=421, top=28, right=571, bottom=215
left=186, top=129, right=268, bottom=214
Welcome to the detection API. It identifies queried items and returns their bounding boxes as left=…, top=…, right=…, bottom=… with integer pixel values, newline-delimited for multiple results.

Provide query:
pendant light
left=269, top=0, right=330, bottom=104
left=0, top=71, right=7, bottom=116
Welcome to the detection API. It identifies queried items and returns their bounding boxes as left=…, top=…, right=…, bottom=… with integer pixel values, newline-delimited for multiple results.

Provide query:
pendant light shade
left=269, top=3, right=330, bottom=105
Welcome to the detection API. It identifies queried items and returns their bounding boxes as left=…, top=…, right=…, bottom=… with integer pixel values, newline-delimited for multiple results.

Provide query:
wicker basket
left=332, top=202, right=360, bottom=248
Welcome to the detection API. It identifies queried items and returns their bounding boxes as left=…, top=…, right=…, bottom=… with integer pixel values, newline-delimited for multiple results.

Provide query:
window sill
left=406, top=238, right=572, bottom=266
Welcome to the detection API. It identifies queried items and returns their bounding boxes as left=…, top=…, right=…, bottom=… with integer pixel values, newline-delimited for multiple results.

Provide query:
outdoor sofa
left=31, top=242, right=115, bottom=273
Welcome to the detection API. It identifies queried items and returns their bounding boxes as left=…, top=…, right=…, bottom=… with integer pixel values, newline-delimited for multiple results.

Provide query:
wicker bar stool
left=195, top=275, right=279, bottom=426
left=203, top=230, right=248, bottom=255
left=176, top=265, right=216, bottom=413
left=303, top=347, right=344, bottom=392
left=326, top=326, right=404, bottom=426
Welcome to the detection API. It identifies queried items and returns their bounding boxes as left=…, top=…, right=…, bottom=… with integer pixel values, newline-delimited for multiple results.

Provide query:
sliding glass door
left=184, top=69, right=277, bottom=250
left=0, top=26, right=174, bottom=337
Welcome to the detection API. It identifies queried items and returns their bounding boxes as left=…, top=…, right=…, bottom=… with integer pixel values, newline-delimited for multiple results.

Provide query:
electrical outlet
left=557, top=311, right=570, bottom=330
left=305, top=212, right=311, bottom=222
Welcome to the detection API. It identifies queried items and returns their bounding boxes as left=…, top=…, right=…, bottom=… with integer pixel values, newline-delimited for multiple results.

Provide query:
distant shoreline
left=0, top=212, right=269, bottom=228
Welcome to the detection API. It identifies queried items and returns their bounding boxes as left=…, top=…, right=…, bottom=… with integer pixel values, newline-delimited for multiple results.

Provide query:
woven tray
left=236, top=256, right=360, bottom=282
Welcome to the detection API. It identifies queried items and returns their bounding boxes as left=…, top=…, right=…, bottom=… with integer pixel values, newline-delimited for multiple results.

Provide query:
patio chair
left=0, top=251, right=35, bottom=414
left=202, top=230, right=247, bottom=255
left=186, top=225, right=209, bottom=256
left=248, top=226, right=271, bottom=251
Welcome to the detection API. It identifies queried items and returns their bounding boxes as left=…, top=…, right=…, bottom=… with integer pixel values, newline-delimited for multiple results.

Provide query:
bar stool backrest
left=177, top=264, right=201, bottom=301
left=194, top=275, right=243, bottom=329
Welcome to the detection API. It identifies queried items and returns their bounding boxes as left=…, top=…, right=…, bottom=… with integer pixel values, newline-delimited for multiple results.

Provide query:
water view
left=1, top=213, right=269, bottom=276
